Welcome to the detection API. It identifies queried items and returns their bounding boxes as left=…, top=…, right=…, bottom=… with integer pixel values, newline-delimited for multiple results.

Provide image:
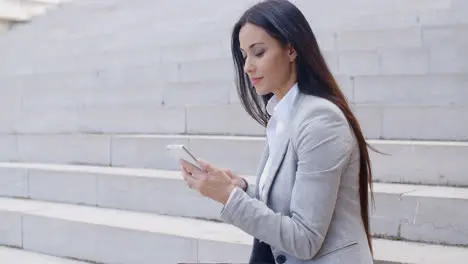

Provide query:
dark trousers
left=249, top=238, right=275, bottom=264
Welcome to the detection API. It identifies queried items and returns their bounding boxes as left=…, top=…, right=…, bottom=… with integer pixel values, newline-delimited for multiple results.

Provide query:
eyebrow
left=240, top=42, right=265, bottom=51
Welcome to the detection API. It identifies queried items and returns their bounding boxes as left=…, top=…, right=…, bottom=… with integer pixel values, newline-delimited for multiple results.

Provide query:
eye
left=255, top=50, right=265, bottom=57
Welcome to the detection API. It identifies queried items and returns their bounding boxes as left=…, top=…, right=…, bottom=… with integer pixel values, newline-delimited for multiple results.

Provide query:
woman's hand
left=180, top=159, right=237, bottom=205
left=222, top=168, right=248, bottom=192
left=199, top=160, right=248, bottom=192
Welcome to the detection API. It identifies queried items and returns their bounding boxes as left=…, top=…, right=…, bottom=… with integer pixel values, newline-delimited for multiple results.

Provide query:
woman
left=180, top=0, right=374, bottom=263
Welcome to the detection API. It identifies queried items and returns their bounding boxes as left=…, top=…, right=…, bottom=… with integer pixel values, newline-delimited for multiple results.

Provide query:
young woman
left=180, top=0, right=374, bottom=263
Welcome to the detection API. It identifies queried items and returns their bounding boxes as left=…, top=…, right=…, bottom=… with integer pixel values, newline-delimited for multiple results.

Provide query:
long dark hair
left=231, top=0, right=374, bottom=254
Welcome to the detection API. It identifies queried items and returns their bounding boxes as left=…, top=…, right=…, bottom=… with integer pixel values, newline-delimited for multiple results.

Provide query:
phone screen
left=166, top=144, right=203, bottom=170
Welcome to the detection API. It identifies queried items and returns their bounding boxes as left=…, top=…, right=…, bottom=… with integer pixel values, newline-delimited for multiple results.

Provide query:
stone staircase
left=0, top=0, right=468, bottom=263
left=1, top=245, right=91, bottom=264
left=0, top=0, right=65, bottom=32
left=0, top=162, right=467, bottom=263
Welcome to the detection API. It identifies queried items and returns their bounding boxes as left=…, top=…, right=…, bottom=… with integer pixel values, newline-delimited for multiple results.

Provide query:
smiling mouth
left=250, top=77, right=263, bottom=85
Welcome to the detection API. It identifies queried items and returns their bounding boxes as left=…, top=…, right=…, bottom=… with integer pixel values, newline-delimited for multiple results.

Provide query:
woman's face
left=239, top=23, right=296, bottom=97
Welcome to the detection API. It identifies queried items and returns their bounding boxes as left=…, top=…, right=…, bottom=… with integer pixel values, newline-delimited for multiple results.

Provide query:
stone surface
left=0, top=0, right=467, bottom=141
left=369, top=140, right=468, bottom=186
left=0, top=212, right=22, bottom=248
left=429, top=45, right=468, bottom=74
left=188, top=136, right=265, bottom=175
left=338, top=11, right=419, bottom=31
left=96, top=170, right=223, bottom=219
left=112, top=135, right=266, bottom=174
left=334, top=75, right=354, bottom=101
left=162, top=81, right=232, bottom=106
left=338, top=51, right=379, bottom=75
left=373, top=238, right=468, bottom=264
left=418, top=8, right=468, bottom=26
left=0, top=2, right=32, bottom=22
left=353, top=74, right=468, bottom=106
left=371, top=183, right=468, bottom=245
left=0, top=21, right=10, bottom=32
left=28, top=169, right=97, bottom=205
left=0, top=136, right=18, bottom=162
left=423, top=25, right=468, bottom=47
left=0, top=197, right=466, bottom=264
left=110, top=135, right=189, bottom=170
left=22, top=215, right=199, bottom=264
left=0, top=91, right=21, bottom=134
left=352, top=104, right=383, bottom=139
left=16, top=135, right=111, bottom=165
left=336, top=28, right=422, bottom=51
left=0, top=167, right=28, bottom=198
left=0, top=0, right=467, bottom=262
left=400, top=187, right=468, bottom=245
left=3, top=136, right=468, bottom=186
left=380, top=106, right=468, bottom=141
left=76, top=105, right=186, bottom=134
left=0, top=162, right=467, bottom=245
left=378, top=48, right=430, bottom=75
left=186, top=104, right=265, bottom=136
left=0, top=246, right=92, bottom=264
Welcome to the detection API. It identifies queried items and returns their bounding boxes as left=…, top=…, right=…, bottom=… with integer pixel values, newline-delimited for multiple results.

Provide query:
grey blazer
left=220, top=92, right=374, bottom=264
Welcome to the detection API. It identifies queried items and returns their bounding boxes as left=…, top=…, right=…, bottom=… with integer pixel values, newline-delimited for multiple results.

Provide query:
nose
left=243, top=57, right=255, bottom=75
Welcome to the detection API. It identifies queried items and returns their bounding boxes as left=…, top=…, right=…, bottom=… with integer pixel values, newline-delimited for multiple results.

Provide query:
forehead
left=239, top=23, right=273, bottom=49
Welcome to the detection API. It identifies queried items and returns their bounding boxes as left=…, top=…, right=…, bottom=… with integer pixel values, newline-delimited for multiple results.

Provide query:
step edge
left=2, top=133, right=468, bottom=146
left=1, top=162, right=467, bottom=198
left=0, top=197, right=466, bottom=264
left=0, top=245, right=92, bottom=264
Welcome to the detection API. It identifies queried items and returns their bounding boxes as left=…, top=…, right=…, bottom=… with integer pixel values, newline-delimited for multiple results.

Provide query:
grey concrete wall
left=0, top=0, right=467, bottom=140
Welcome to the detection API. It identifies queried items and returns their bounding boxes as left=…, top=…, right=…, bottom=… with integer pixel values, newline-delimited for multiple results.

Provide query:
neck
left=273, top=65, right=297, bottom=100
left=273, top=79, right=297, bottom=100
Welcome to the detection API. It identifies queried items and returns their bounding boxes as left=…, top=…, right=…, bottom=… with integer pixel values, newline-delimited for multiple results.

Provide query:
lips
left=250, top=77, right=263, bottom=85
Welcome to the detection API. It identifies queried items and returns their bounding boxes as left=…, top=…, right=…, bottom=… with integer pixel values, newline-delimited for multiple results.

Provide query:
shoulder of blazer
left=290, top=94, right=350, bottom=149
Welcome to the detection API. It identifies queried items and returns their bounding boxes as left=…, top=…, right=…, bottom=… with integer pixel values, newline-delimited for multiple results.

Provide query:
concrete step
left=1, top=134, right=467, bottom=186
left=0, top=20, right=10, bottom=31
left=0, top=245, right=92, bottom=264
left=0, top=197, right=252, bottom=264
left=1, top=85, right=468, bottom=141
left=0, top=162, right=467, bottom=246
left=0, top=1, right=33, bottom=22
left=372, top=183, right=468, bottom=246
left=0, top=197, right=466, bottom=264
left=0, top=0, right=64, bottom=27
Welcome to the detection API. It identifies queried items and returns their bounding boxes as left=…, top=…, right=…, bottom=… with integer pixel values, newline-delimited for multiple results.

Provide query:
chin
left=254, top=85, right=271, bottom=96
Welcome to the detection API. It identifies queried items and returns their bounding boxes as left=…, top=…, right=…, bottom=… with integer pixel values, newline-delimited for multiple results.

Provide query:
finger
left=181, top=164, right=189, bottom=174
left=180, top=159, right=200, bottom=173
left=183, top=170, right=198, bottom=189
left=197, top=159, right=218, bottom=173
left=181, top=168, right=190, bottom=178
left=181, top=163, right=206, bottom=181
left=221, top=168, right=234, bottom=178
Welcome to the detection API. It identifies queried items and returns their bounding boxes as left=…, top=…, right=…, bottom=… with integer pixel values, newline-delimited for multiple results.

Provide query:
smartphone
left=166, top=144, right=203, bottom=171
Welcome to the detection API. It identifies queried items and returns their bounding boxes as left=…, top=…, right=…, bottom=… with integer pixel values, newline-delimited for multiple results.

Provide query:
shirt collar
left=266, top=83, right=299, bottom=122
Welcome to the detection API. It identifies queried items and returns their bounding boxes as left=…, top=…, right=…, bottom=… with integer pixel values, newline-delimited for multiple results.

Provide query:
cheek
left=256, top=54, right=274, bottom=77
left=261, top=54, right=288, bottom=83
left=251, top=52, right=290, bottom=95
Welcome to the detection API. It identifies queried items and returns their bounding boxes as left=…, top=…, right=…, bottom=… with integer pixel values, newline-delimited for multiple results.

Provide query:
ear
left=287, top=44, right=297, bottom=62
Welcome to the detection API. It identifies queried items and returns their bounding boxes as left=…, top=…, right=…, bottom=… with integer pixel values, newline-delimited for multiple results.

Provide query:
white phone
left=166, top=144, right=203, bottom=171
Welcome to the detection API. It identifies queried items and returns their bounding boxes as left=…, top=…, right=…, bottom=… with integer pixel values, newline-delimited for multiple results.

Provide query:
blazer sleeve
left=219, top=104, right=354, bottom=260
left=244, top=178, right=257, bottom=198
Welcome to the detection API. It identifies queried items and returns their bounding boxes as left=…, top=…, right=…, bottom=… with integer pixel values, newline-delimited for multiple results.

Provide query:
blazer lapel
left=254, top=143, right=269, bottom=199
left=260, top=128, right=290, bottom=202
left=260, top=92, right=303, bottom=202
